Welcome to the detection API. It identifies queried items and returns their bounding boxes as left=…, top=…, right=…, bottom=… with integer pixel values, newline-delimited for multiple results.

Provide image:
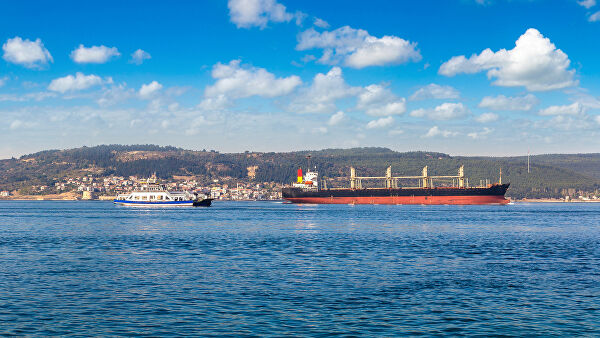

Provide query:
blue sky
left=1, top=0, right=600, bottom=158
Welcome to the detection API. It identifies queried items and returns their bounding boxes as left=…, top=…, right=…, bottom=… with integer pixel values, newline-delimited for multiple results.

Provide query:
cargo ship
left=282, top=165, right=509, bottom=205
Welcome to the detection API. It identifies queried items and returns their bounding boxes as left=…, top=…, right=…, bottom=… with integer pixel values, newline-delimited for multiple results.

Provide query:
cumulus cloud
left=202, top=60, right=301, bottom=108
left=409, top=83, right=460, bottom=101
left=538, top=102, right=585, bottom=116
left=48, top=73, right=105, bottom=93
left=2, top=37, right=53, bottom=69
left=468, top=127, right=493, bottom=139
left=328, top=111, right=345, bottom=125
left=424, top=126, right=458, bottom=138
left=227, top=0, right=303, bottom=28
left=297, top=26, right=421, bottom=68
left=366, top=116, right=394, bottom=129
left=478, top=94, right=538, bottom=111
left=70, top=44, right=120, bottom=64
left=595, top=115, right=600, bottom=124
left=578, top=0, right=596, bottom=8
left=356, top=84, right=406, bottom=116
left=139, top=81, right=163, bottom=99
left=475, top=112, right=499, bottom=123
left=439, top=28, right=577, bottom=91
left=289, top=67, right=359, bottom=114
left=410, top=102, right=469, bottom=120
left=130, top=49, right=151, bottom=65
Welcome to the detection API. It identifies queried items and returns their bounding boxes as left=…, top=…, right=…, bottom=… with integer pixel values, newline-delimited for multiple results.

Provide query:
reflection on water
left=0, top=201, right=599, bottom=335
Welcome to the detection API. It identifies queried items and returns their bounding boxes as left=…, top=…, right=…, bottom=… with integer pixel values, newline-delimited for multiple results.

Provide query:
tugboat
left=114, top=175, right=213, bottom=207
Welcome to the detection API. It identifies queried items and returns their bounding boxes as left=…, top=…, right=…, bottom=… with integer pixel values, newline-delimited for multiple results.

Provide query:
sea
left=0, top=200, right=598, bottom=336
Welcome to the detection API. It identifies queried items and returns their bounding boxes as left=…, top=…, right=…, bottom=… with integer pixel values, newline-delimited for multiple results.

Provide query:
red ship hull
left=285, top=195, right=509, bottom=205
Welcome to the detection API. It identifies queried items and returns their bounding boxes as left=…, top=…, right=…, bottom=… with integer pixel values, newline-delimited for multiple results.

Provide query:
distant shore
left=516, top=198, right=600, bottom=203
left=2, top=197, right=600, bottom=203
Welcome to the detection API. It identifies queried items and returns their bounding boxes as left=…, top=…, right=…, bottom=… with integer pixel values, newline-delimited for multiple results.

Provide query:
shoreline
left=2, top=198, right=600, bottom=203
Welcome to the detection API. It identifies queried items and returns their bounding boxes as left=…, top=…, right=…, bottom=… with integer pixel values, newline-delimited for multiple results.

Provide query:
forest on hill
left=1, top=144, right=599, bottom=199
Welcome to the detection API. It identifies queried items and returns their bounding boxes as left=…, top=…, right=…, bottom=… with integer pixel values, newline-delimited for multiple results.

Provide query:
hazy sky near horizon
left=1, top=0, right=600, bottom=158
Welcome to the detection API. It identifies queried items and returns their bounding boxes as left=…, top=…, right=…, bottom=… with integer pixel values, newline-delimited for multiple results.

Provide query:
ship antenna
left=306, top=155, right=312, bottom=171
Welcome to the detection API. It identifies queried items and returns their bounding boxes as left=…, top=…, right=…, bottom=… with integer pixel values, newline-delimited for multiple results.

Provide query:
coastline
left=2, top=197, right=600, bottom=203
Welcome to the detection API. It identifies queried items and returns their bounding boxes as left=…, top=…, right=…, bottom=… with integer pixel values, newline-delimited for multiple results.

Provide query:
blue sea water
left=0, top=201, right=599, bottom=336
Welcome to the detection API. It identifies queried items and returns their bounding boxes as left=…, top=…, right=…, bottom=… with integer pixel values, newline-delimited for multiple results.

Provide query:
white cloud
left=410, top=102, right=469, bottom=120
left=366, top=116, right=394, bottom=129
left=409, top=83, right=460, bottom=101
left=0, top=92, right=57, bottom=102
left=424, top=126, right=458, bottom=138
left=70, top=44, right=120, bottom=64
left=574, top=93, right=600, bottom=109
left=439, top=28, right=577, bottom=91
left=478, top=94, right=538, bottom=111
left=475, top=112, right=499, bottom=123
left=314, top=17, right=330, bottom=28
left=595, top=115, right=600, bottom=124
left=538, top=114, right=594, bottom=131
left=538, top=102, right=584, bottom=116
left=328, top=111, right=345, bottom=125
left=388, top=128, right=404, bottom=136
left=0, top=76, right=7, bottom=87
left=289, top=67, right=359, bottom=114
left=2, top=37, right=53, bottom=69
left=203, top=60, right=301, bottom=104
left=578, top=0, right=596, bottom=8
left=130, top=49, right=151, bottom=65
left=312, top=126, right=328, bottom=134
left=48, top=73, right=105, bottom=93
left=297, top=26, right=421, bottom=68
left=97, top=84, right=134, bottom=107
left=589, top=11, right=600, bottom=21
left=357, top=84, right=406, bottom=116
left=10, top=120, right=23, bottom=130
left=227, top=0, right=303, bottom=28
left=468, top=127, right=493, bottom=139
left=139, top=81, right=163, bottom=99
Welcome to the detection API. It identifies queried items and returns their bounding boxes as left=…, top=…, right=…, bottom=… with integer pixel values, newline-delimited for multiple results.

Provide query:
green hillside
left=1, top=145, right=599, bottom=199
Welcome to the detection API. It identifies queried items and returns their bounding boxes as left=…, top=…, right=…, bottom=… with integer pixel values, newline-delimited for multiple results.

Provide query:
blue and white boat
left=114, top=177, right=212, bottom=207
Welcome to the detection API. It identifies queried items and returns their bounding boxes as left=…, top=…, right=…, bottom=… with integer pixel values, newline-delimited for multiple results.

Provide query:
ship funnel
left=297, top=168, right=303, bottom=183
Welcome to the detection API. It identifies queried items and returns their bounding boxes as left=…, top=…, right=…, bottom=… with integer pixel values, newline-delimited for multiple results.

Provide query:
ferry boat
left=114, top=176, right=212, bottom=207
left=282, top=164, right=510, bottom=205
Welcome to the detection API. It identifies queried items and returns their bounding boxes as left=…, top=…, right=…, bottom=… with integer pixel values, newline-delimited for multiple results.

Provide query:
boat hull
left=282, top=184, right=510, bottom=205
left=114, top=199, right=213, bottom=207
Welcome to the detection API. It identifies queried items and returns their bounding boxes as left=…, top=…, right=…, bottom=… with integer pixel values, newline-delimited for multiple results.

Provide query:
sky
left=1, top=0, right=600, bottom=158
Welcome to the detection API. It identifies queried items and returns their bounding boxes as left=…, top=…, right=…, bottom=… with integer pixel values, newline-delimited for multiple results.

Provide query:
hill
left=1, top=145, right=599, bottom=199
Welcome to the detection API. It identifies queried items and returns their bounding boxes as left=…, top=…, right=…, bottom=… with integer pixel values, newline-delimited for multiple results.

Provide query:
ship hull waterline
left=284, top=195, right=509, bottom=205
left=113, top=199, right=213, bottom=207
left=282, top=184, right=510, bottom=205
